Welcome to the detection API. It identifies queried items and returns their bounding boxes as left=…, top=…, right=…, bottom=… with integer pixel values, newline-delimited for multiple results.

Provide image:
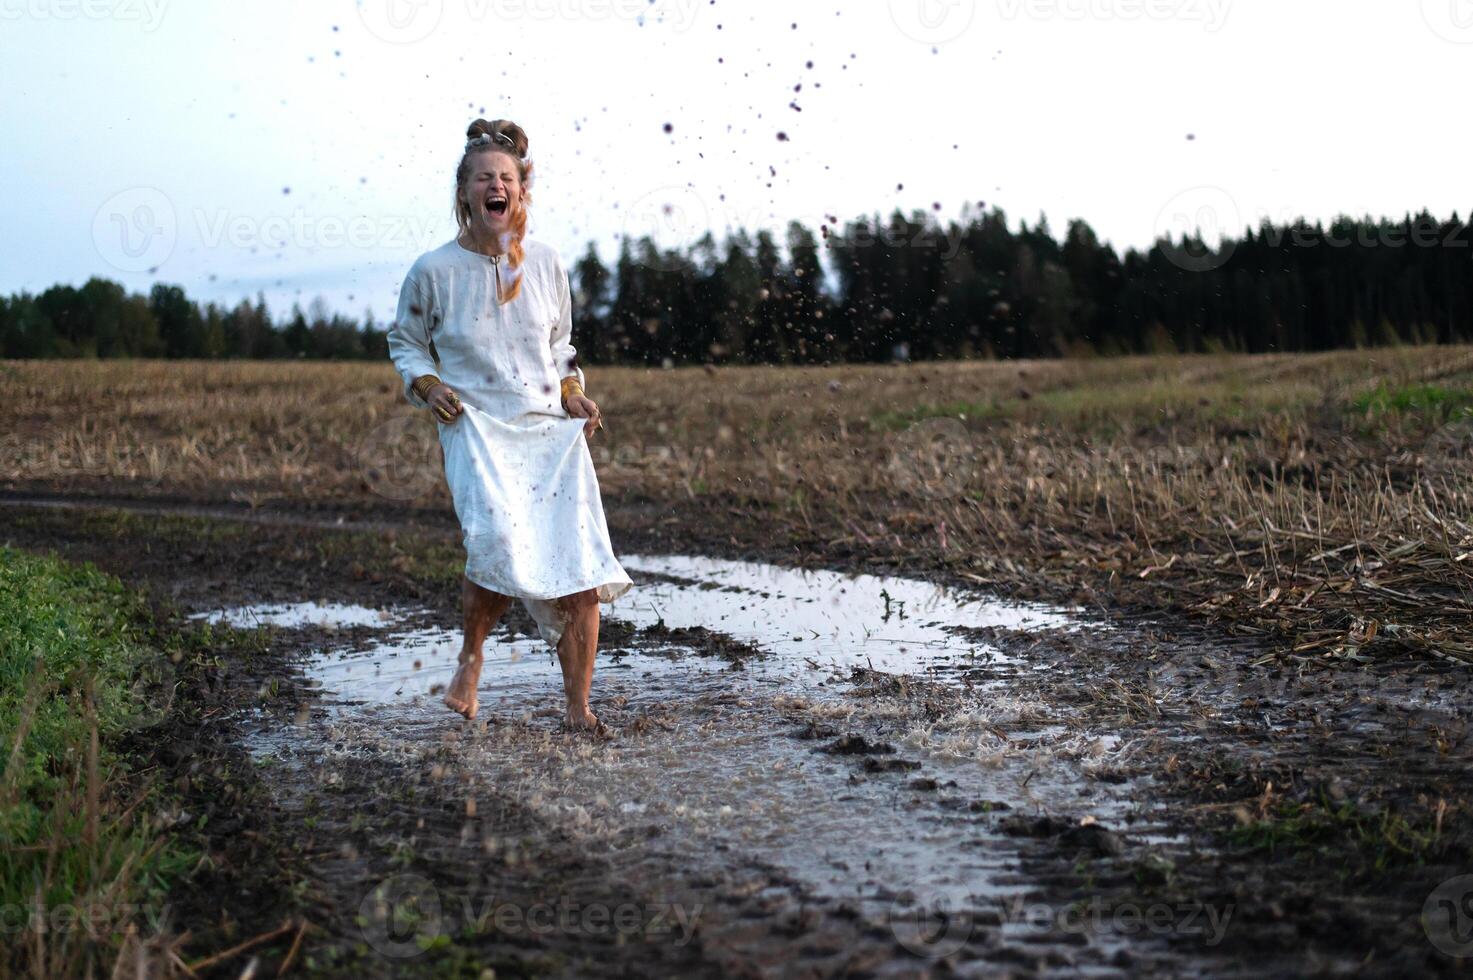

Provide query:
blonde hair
left=454, top=118, right=533, bottom=303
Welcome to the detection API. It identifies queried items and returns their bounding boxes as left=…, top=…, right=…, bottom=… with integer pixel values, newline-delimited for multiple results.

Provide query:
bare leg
left=445, top=575, right=513, bottom=720
left=553, top=588, right=601, bottom=730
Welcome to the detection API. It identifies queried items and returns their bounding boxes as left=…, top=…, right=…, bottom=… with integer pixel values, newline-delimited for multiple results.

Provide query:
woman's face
left=461, top=149, right=523, bottom=239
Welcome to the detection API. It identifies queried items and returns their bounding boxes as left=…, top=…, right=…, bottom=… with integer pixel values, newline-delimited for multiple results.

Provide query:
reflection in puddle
left=303, top=625, right=554, bottom=708
left=189, top=600, right=402, bottom=630
left=614, top=554, right=1078, bottom=680
left=240, top=553, right=1088, bottom=711
left=230, top=553, right=1155, bottom=962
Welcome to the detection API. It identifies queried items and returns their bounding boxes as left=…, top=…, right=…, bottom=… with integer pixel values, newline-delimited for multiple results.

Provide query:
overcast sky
left=1, top=0, right=1468, bottom=324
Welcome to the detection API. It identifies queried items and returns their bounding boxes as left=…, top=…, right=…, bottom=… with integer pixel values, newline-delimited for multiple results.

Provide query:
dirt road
left=2, top=491, right=1467, bottom=977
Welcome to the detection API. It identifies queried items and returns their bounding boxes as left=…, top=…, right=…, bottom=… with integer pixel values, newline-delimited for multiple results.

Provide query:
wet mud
left=2, top=494, right=1469, bottom=977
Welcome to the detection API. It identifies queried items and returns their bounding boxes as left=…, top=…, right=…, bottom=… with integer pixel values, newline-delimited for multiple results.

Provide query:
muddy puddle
left=198, top=554, right=1224, bottom=974
left=188, top=600, right=404, bottom=631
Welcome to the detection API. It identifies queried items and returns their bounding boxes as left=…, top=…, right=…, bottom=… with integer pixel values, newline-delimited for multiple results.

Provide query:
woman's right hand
left=428, top=383, right=462, bottom=423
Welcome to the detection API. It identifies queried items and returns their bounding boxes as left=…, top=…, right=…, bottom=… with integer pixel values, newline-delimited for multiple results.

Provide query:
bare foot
left=560, top=705, right=613, bottom=739
left=564, top=703, right=597, bottom=728
left=444, top=653, right=483, bottom=720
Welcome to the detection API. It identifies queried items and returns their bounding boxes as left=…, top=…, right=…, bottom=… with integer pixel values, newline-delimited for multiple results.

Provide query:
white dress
left=386, top=236, right=633, bottom=652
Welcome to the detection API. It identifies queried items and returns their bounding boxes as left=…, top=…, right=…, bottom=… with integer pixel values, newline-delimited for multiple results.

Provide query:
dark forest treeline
left=0, top=284, right=389, bottom=362
left=4, top=208, right=1470, bottom=364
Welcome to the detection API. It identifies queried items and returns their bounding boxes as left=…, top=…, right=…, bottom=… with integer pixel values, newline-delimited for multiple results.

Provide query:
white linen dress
left=387, top=236, right=633, bottom=652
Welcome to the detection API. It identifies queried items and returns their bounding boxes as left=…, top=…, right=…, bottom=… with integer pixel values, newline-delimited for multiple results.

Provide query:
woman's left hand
left=565, top=393, right=604, bottom=436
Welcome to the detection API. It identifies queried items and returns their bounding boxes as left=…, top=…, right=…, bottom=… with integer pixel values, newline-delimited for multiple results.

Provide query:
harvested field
left=3, top=350, right=1472, bottom=977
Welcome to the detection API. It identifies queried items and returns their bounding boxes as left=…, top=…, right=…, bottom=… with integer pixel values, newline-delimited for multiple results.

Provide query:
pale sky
left=1, top=0, right=1468, bottom=324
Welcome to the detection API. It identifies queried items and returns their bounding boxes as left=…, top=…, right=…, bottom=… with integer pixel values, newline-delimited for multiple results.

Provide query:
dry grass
left=4, top=347, right=1473, bottom=663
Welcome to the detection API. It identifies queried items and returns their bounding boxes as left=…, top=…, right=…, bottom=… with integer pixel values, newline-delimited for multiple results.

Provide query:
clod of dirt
left=792, top=721, right=838, bottom=740
left=863, top=757, right=922, bottom=773
left=1059, top=822, right=1125, bottom=857
left=998, top=814, right=1125, bottom=857
left=822, top=733, right=894, bottom=755
left=999, top=814, right=1072, bottom=837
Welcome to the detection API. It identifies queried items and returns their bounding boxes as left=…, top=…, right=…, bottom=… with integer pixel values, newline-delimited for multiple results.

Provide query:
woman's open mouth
left=486, top=197, right=508, bottom=216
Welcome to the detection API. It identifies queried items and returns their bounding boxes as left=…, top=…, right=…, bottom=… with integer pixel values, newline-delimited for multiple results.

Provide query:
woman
left=387, top=118, right=633, bottom=734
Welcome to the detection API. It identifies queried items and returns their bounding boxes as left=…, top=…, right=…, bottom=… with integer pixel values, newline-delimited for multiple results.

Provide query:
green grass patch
left=1, top=545, right=196, bottom=976
left=871, top=399, right=1009, bottom=431
left=1228, top=796, right=1442, bottom=875
left=1026, top=378, right=1321, bottom=429
left=1350, top=381, right=1473, bottom=420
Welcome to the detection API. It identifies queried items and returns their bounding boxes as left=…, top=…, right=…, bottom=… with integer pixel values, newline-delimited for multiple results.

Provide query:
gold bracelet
left=411, top=374, right=441, bottom=402
left=559, top=376, right=584, bottom=404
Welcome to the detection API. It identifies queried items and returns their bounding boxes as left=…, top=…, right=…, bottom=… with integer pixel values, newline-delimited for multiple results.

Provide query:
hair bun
left=465, top=118, right=529, bottom=158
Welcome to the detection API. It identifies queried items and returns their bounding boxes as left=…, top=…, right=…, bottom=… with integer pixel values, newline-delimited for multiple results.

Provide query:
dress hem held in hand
left=385, top=236, right=633, bottom=652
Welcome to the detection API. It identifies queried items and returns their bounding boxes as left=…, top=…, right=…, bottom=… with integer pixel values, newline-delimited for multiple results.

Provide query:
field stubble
left=5, top=347, right=1473, bottom=664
